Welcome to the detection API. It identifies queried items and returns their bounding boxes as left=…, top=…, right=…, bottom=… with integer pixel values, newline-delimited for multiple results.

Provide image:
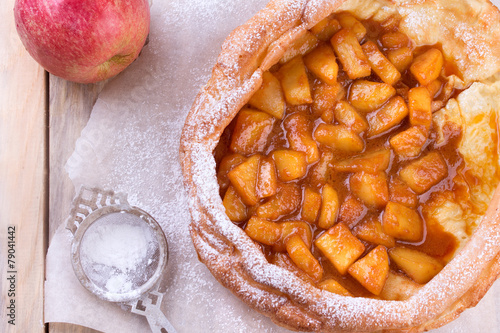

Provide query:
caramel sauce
left=406, top=218, right=457, bottom=260
left=215, top=14, right=472, bottom=297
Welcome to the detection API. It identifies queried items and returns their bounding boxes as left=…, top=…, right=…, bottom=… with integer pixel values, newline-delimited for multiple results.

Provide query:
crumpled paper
left=44, top=0, right=500, bottom=332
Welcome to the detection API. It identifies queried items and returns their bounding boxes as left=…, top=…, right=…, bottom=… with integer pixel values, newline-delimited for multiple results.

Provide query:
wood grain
left=50, top=322, right=102, bottom=333
left=48, top=77, right=105, bottom=239
left=0, top=0, right=46, bottom=332
left=48, top=77, right=105, bottom=333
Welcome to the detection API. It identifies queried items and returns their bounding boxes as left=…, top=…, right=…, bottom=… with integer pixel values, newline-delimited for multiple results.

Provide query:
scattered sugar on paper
left=80, top=212, right=159, bottom=294
left=65, top=0, right=291, bottom=330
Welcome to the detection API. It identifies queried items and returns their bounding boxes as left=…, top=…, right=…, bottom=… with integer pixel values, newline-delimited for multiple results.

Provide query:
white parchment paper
left=45, top=0, right=500, bottom=332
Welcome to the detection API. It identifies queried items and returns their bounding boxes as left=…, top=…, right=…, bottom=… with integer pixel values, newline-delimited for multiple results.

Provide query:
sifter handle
left=130, top=291, right=177, bottom=333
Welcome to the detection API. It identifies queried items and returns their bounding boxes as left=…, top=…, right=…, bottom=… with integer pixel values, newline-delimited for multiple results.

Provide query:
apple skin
left=14, top=0, right=150, bottom=83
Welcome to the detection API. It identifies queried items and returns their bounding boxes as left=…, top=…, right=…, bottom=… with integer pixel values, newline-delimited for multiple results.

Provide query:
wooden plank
left=48, top=76, right=105, bottom=333
left=48, top=77, right=105, bottom=239
left=50, top=322, right=101, bottom=333
left=0, top=0, right=46, bottom=332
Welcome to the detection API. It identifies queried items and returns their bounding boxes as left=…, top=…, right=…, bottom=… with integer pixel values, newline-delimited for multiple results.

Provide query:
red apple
left=14, top=0, right=150, bottom=83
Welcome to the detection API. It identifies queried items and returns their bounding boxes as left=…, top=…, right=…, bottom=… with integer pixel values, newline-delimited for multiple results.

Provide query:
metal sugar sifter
left=66, top=187, right=177, bottom=333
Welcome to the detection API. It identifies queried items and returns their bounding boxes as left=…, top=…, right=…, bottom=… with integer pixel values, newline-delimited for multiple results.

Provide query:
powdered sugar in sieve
left=79, top=211, right=160, bottom=297
left=67, top=187, right=177, bottom=333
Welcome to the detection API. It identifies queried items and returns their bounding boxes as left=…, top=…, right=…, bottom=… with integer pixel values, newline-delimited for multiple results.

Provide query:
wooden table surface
left=1, top=1, right=101, bottom=332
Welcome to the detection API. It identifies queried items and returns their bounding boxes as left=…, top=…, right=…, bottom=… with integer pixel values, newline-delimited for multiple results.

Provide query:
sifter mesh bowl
left=67, top=187, right=177, bottom=333
left=68, top=188, right=168, bottom=303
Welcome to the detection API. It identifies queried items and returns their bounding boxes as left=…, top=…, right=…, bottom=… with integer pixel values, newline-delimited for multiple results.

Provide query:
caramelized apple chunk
left=223, top=186, right=248, bottom=222
left=308, top=150, right=334, bottom=188
left=380, top=32, right=410, bottom=49
left=382, top=201, right=423, bottom=242
left=277, top=56, right=312, bottom=105
left=272, top=149, right=308, bottom=181
left=245, top=216, right=281, bottom=246
left=333, top=101, right=368, bottom=134
left=426, top=79, right=442, bottom=98
left=257, top=183, right=301, bottom=220
left=399, top=151, right=448, bottom=194
left=349, top=80, right=396, bottom=113
left=389, top=126, right=427, bottom=159
left=301, top=186, right=322, bottom=224
left=387, top=47, right=413, bottom=72
left=230, top=108, right=275, bottom=155
left=361, top=41, right=401, bottom=86
left=348, top=245, right=389, bottom=295
left=310, top=16, right=341, bottom=41
left=408, top=86, right=432, bottom=132
left=353, top=217, right=396, bottom=248
left=283, top=113, right=319, bottom=164
left=256, top=157, right=278, bottom=199
left=331, top=29, right=371, bottom=79
left=379, top=272, right=422, bottom=301
left=273, top=221, right=312, bottom=252
left=389, top=247, right=444, bottom=284
left=315, top=223, right=365, bottom=275
left=349, top=172, right=389, bottom=209
left=314, top=124, right=364, bottom=152
left=248, top=71, right=286, bottom=119
left=217, top=153, right=246, bottom=192
left=333, top=149, right=390, bottom=173
left=286, top=235, right=323, bottom=282
left=227, top=154, right=261, bottom=206
left=318, top=279, right=352, bottom=297
left=318, top=183, right=340, bottom=229
left=388, top=176, right=418, bottom=209
left=321, top=108, right=335, bottom=126
left=337, top=12, right=366, bottom=41
left=338, top=195, right=367, bottom=228
left=379, top=14, right=400, bottom=32
left=311, top=81, right=341, bottom=118
left=410, top=48, right=444, bottom=86
left=367, top=96, right=409, bottom=137
left=303, top=44, right=339, bottom=85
